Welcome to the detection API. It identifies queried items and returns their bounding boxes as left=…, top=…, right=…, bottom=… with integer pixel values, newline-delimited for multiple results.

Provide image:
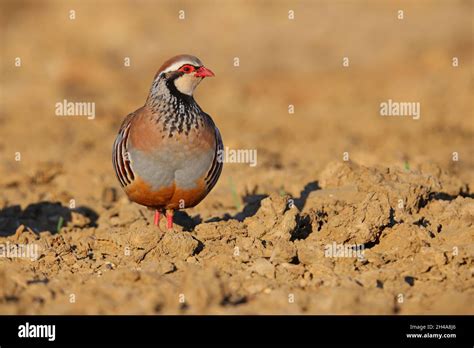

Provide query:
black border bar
left=0, top=315, right=472, bottom=346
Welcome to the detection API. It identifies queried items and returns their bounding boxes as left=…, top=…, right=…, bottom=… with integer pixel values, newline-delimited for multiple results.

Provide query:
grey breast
left=128, top=139, right=215, bottom=191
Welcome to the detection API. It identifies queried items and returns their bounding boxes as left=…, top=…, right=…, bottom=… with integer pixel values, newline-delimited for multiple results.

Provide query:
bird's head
left=155, top=54, right=214, bottom=97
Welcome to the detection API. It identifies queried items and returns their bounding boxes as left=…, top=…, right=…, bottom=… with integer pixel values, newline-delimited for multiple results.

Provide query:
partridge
left=112, top=54, right=223, bottom=229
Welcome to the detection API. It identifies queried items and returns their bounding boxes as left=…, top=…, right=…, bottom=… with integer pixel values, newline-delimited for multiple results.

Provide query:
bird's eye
left=179, top=65, right=194, bottom=73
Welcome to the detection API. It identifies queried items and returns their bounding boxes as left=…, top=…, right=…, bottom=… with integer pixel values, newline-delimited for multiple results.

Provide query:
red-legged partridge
left=113, top=54, right=223, bottom=229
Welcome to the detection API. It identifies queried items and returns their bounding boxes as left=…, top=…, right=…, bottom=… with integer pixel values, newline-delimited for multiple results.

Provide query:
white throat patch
left=173, top=74, right=203, bottom=96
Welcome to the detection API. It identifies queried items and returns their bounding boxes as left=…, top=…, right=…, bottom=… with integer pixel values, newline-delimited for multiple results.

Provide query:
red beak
left=195, top=66, right=215, bottom=78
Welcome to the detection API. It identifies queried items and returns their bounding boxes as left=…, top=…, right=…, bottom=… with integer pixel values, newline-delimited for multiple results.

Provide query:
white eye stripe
left=161, top=61, right=186, bottom=73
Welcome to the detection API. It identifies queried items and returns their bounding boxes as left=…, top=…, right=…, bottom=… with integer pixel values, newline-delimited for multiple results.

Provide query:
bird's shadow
left=0, top=201, right=98, bottom=237
left=174, top=180, right=320, bottom=231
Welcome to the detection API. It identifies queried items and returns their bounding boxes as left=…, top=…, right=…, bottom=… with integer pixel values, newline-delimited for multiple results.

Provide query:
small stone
left=105, top=261, right=115, bottom=270
left=270, top=239, right=297, bottom=264
left=253, top=258, right=275, bottom=278
left=158, top=231, right=199, bottom=260
left=14, top=224, right=25, bottom=241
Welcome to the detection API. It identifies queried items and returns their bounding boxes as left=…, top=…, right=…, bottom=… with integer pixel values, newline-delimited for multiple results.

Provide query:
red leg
left=166, top=209, right=174, bottom=229
left=154, top=210, right=160, bottom=226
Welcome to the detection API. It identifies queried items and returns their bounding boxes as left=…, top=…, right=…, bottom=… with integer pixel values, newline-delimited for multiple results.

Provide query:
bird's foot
left=166, top=209, right=174, bottom=230
left=153, top=209, right=165, bottom=232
